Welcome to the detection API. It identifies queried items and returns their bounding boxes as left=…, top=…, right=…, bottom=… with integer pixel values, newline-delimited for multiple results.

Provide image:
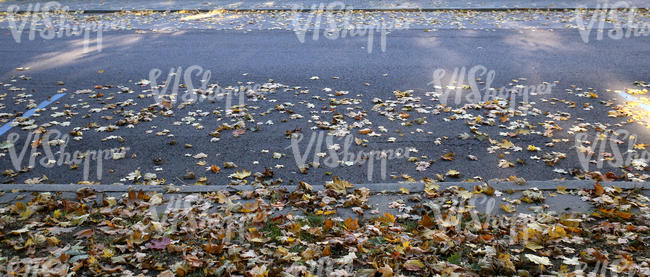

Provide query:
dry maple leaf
left=403, top=259, right=425, bottom=271
left=157, top=270, right=175, bottom=277
left=593, top=182, right=605, bottom=196
left=445, top=169, right=460, bottom=178
left=343, top=217, right=359, bottom=231
left=230, top=169, right=251, bottom=180
left=74, top=228, right=95, bottom=239
left=184, top=254, right=202, bottom=268
left=378, top=265, right=393, bottom=277
left=379, top=213, right=396, bottom=224
left=525, top=254, right=552, bottom=266
left=146, top=237, right=172, bottom=250
left=325, top=176, right=353, bottom=194
left=441, top=152, right=456, bottom=161
left=419, top=214, right=435, bottom=229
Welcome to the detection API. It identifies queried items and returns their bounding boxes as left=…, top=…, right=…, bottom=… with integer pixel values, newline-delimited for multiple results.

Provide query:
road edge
left=2, top=180, right=648, bottom=193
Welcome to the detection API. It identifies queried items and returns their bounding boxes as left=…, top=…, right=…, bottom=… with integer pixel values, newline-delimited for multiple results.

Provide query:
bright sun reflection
left=180, top=9, right=239, bottom=22
left=15, top=34, right=142, bottom=73
left=608, top=83, right=650, bottom=130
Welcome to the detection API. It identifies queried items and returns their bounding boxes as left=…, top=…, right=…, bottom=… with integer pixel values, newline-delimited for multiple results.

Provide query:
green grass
left=405, top=220, right=418, bottom=233
left=307, top=215, right=325, bottom=226
left=289, top=244, right=307, bottom=253
left=187, top=268, right=206, bottom=277
left=369, top=236, right=385, bottom=245
left=447, top=252, right=462, bottom=265
left=300, top=232, right=315, bottom=242
left=261, top=221, right=282, bottom=242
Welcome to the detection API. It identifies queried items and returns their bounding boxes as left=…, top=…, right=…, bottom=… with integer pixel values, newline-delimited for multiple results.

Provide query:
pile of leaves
left=0, top=180, right=648, bottom=276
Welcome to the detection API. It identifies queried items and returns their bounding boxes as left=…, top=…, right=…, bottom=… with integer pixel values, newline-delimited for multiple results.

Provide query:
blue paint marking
left=617, top=91, right=650, bottom=111
left=0, top=93, right=67, bottom=137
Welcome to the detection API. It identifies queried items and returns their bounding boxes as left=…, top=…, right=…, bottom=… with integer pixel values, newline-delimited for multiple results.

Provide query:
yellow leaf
left=500, top=204, right=516, bottom=213
left=231, top=169, right=251, bottom=180
left=499, top=254, right=516, bottom=272
left=19, top=208, right=34, bottom=220
left=525, top=241, right=544, bottom=251
left=103, top=248, right=114, bottom=258
left=380, top=213, right=396, bottom=224
left=498, top=139, right=515, bottom=149
left=548, top=225, right=567, bottom=239
left=626, top=88, right=647, bottom=95
left=441, top=152, right=456, bottom=161
left=446, top=169, right=460, bottom=178
left=89, top=256, right=99, bottom=265
left=47, top=236, right=61, bottom=246
left=325, top=176, right=353, bottom=194
left=423, top=178, right=439, bottom=197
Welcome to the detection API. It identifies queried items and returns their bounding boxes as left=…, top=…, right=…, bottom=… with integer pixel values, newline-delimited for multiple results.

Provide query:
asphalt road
left=0, top=27, right=649, bottom=186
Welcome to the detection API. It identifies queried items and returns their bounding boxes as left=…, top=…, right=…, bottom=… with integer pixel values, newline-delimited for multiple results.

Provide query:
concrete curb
left=2, top=180, right=648, bottom=193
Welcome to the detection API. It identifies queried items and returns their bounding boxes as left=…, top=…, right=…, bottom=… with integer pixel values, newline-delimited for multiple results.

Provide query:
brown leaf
left=419, top=214, right=435, bottom=229
left=74, top=228, right=95, bottom=239
left=593, top=182, right=605, bottom=196
left=378, top=265, right=393, bottom=277
left=441, top=152, right=456, bottom=161
left=184, top=254, right=202, bottom=267
left=322, top=245, right=331, bottom=256
left=157, top=270, right=175, bottom=277
left=344, top=217, right=359, bottom=231
left=323, top=219, right=333, bottom=231
left=203, top=241, right=223, bottom=254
